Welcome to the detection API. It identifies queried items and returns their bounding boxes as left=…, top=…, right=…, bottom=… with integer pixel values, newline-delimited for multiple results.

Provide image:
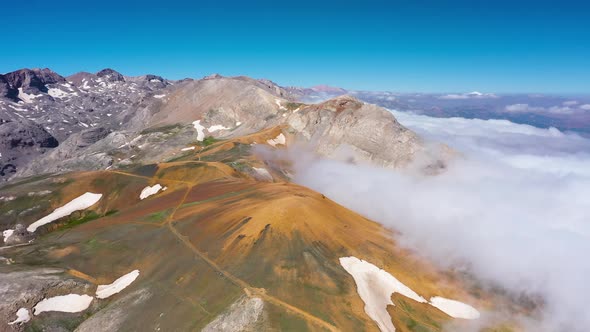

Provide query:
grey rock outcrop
left=3, top=224, right=34, bottom=246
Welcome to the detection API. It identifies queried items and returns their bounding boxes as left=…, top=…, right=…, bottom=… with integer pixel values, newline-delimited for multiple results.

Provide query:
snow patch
left=153, top=94, right=166, bottom=99
left=207, top=124, right=230, bottom=133
left=8, top=308, right=31, bottom=325
left=18, top=88, right=42, bottom=103
left=33, top=294, right=93, bottom=315
left=340, top=257, right=480, bottom=331
left=8, top=104, right=27, bottom=112
left=96, top=270, right=140, bottom=299
left=48, top=88, right=68, bottom=98
left=193, top=120, right=205, bottom=141
left=275, top=98, right=287, bottom=110
left=429, top=297, right=480, bottom=319
left=139, top=184, right=163, bottom=200
left=266, top=133, right=286, bottom=147
left=3, top=229, right=14, bottom=242
left=181, top=146, right=196, bottom=151
left=27, top=193, right=103, bottom=232
left=236, top=121, right=242, bottom=126
left=339, top=256, right=426, bottom=332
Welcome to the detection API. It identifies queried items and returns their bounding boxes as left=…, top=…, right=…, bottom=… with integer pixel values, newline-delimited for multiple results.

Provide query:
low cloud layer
left=505, top=102, right=590, bottom=115
left=438, top=91, right=498, bottom=100
left=292, top=111, right=590, bottom=331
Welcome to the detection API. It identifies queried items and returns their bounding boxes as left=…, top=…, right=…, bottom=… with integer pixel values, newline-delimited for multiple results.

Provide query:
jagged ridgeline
left=1, top=69, right=525, bottom=331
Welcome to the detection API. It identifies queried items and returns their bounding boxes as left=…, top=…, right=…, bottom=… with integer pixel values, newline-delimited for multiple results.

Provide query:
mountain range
left=0, top=68, right=542, bottom=331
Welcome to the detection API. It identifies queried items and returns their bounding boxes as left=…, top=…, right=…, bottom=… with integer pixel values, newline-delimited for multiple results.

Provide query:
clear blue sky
left=1, top=0, right=589, bottom=93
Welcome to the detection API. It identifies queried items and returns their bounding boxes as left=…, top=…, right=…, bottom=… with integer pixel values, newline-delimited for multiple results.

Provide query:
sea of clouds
left=291, top=111, right=590, bottom=331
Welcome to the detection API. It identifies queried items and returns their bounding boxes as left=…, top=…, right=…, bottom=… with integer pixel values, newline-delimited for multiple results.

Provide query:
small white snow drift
left=139, top=184, right=163, bottom=200
left=8, top=308, right=31, bottom=325
left=27, top=193, right=103, bottom=232
left=207, top=124, right=230, bottom=133
left=96, top=269, right=140, bottom=299
left=3, top=229, right=14, bottom=242
left=33, top=294, right=94, bottom=315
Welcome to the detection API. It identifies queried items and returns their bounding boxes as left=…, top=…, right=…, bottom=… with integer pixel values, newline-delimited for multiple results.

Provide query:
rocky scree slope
left=0, top=68, right=173, bottom=181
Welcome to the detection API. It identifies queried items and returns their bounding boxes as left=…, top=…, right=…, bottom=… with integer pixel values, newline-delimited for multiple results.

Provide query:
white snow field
left=340, top=256, right=479, bottom=332
left=33, top=294, right=94, bottom=315
left=192, top=120, right=206, bottom=141
left=27, top=193, right=103, bottom=232
left=339, top=256, right=426, bottom=332
left=139, top=184, right=163, bottom=200
left=96, top=270, right=140, bottom=299
left=207, top=124, right=230, bottom=132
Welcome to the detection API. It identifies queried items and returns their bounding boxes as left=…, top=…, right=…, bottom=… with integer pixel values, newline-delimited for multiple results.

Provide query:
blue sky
left=1, top=0, right=589, bottom=93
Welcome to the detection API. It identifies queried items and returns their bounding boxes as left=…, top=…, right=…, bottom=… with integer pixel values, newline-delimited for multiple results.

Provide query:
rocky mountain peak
left=203, top=73, right=223, bottom=80
left=96, top=68, right=125, bottom=82
left=312, top=94, right=363, bottom=113
left=2, top=68, right=66, bottom=94
left=143, top=74, right=164, bottom=82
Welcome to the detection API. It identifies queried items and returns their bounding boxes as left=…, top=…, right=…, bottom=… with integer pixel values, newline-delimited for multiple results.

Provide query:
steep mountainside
left=1, top=127, right=527, bottom=331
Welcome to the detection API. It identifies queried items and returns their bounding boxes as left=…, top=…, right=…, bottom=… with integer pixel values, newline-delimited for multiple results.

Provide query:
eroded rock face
left=202, top=296, right=265, bottom=332
left=3, top=68, right=66, bottom=96
left=74, top=289, right=152, bottom=332
left=285, top=96, right=424, bottom=167
left=75, top=127, right=110, bottom=148
left=0, top=120, right=59, bottom=179
left=3, top=224, right=34, bottom=246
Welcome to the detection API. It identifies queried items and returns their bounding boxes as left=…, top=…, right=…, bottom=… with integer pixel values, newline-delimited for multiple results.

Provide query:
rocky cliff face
left=0, top=119, right=58, bottom=177
left=0, top=68, right=173, bottom=181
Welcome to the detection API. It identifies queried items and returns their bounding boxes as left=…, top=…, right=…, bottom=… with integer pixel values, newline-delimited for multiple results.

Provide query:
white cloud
left=547, top=106, right=575, bottom=114
left=505, top=103, right=544, bottom=112
left=439, top=92, right=497, bottom=100
left=580, top=104, right=590, bottom=111
left=506, top=103, right=589, bottom=114
left=439, top=94, right=469, bottom=100
left=562, top=100, right=579, bottom=106
left=291, top=111, right=590, bottom=331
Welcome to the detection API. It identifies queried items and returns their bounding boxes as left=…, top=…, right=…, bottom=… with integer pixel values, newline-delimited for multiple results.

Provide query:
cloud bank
left=292, top=111, right=590, bottom=331
left=505, top=102, right=590, bottom=115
